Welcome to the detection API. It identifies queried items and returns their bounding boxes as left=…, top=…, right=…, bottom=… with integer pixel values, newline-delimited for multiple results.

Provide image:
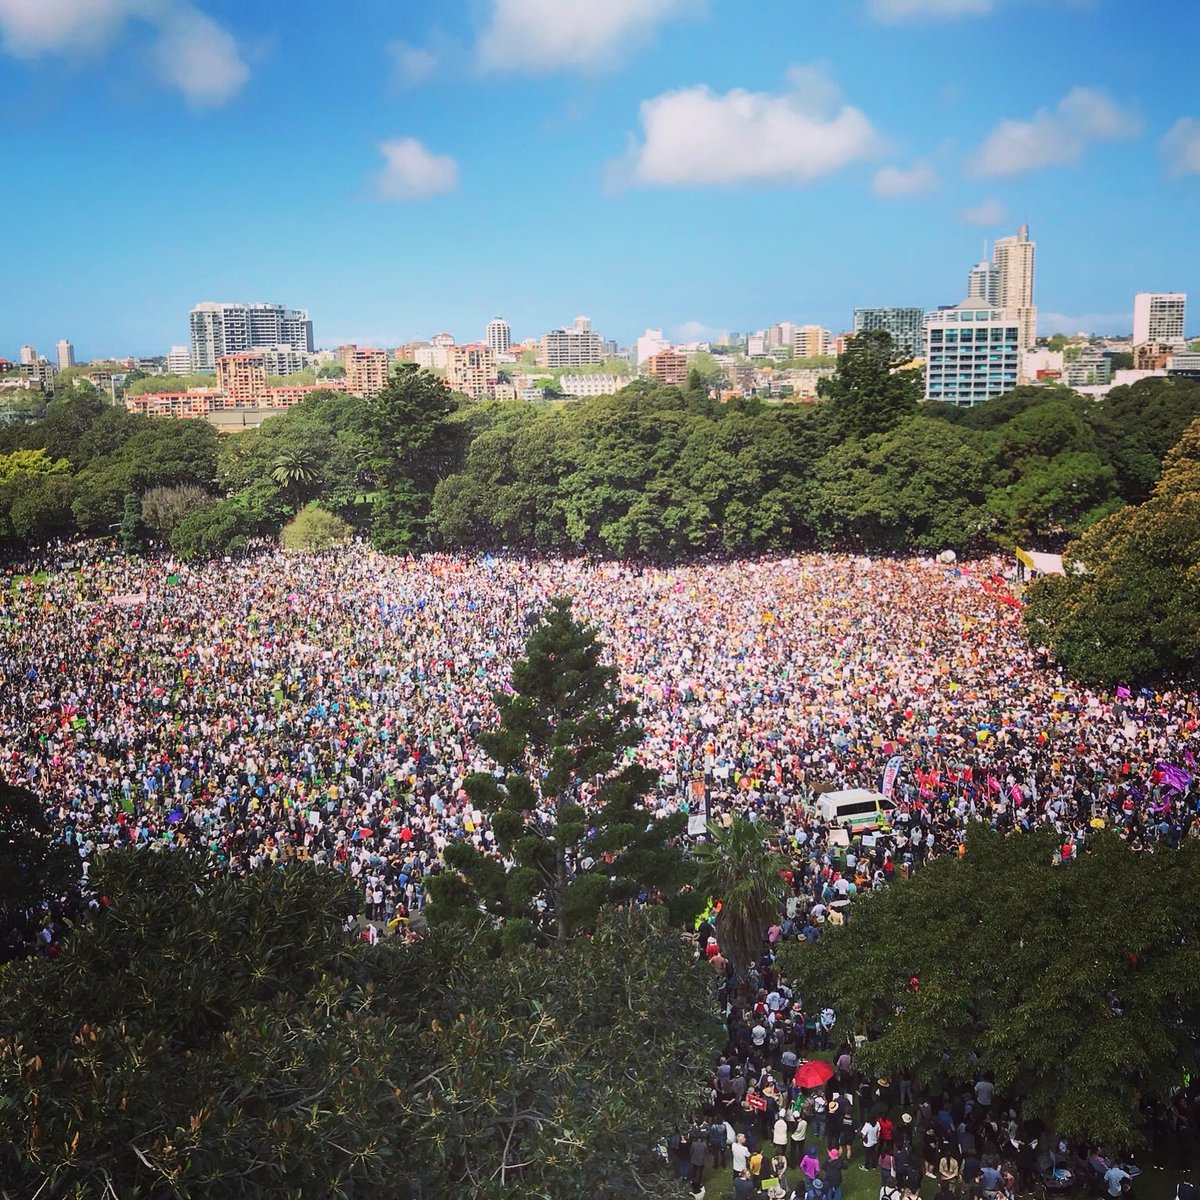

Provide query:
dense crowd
left=2, top=542, right=1196, bottom=940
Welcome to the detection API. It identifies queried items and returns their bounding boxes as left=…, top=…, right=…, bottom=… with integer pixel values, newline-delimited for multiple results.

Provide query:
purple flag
left=1157, top=761, right=1193, bottom=793
left=1116, top=686, right=1131, bottom=700
left=1184, top=748, right=1197, bottom=769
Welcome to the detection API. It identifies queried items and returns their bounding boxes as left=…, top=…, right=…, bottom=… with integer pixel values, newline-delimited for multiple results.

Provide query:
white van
left=813, top=788, right=895, bottom=832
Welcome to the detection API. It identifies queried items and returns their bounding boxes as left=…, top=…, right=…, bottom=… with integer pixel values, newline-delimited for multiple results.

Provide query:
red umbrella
left=794, top=1059, right=835, bottom=1090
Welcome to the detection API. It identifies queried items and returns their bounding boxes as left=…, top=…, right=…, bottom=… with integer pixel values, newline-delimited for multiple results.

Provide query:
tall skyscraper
left=966, top=260, right=1000, bottom=306
left=1132, top=293, right=1186, bottom=346
left=56, top=340, right=76, bottom=370
left=19, top=345, right=37, bottom=366
left=189, top=302, right=314, bottom=371
left=853, top=308, right=926, bottom=358
left=992, top=224, right=1036, bottom=354
left=485, top=318, right=512, bottom=357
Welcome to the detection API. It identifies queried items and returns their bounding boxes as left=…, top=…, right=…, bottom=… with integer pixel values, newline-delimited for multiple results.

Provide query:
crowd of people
left=3, top=540, right=1199, bottom=1192
left=3, top=543, right=1196, bottom=899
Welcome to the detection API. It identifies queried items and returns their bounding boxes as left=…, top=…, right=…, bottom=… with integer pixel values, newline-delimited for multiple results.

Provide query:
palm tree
left=693, top=816, right=789, bottom=989
left=270, top=448, right=319, bottom=506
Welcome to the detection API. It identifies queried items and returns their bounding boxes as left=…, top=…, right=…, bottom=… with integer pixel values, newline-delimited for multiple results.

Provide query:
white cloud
left=958, top=199, right=1006, bottom=226
left=0, top=0, right=248, bottom=106
left=616, top=65, right=885, bottom=189
left=1161, top=117, right=1200, bottom=177
left=1040, top=311, right=1132, bottom=336
left=374, top=138, right=459, bottom=201
left=476, top=0, right=697, bottom=73
left=970, top=86, right=1141, bottom=177
left=388, top=39, right=438, bottom=89
left=673, top=321, right=729, bottom=342
left=873, top=160, right=939, bottom=196
left=0, top=0, right=126, bottom=55
left=151, top=5, right=247, bottom=106
left=868, top=0, right=993, bottom=20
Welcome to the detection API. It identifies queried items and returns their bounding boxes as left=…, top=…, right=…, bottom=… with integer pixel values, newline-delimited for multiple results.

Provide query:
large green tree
left=360, top=364, right=459, bottom=551
left=429, top=596, right=696, bottom=947
left=816, top=329, right=921, bottom=439
left=781, top=824, right=1200, bottom=1148
left=1023, top=417, right=1200, bottom=684
left=807, top=417, right=991, bottom=552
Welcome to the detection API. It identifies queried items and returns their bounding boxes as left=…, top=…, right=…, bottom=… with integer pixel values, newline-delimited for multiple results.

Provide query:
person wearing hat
left=825, top=1147, right=845, bottom=1200
left=801, top=1147, right=822, bottom=1181
left=826, top=1101, right=842, bottom=1154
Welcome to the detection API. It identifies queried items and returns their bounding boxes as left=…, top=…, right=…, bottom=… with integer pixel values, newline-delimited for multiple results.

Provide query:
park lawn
left=9, top=571, right=49, bottom=592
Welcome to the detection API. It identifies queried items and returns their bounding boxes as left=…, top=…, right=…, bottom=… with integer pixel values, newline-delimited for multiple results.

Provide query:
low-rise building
left=1133, top=342, right=1178, bottom=371
left=559, top=373, right=631, bottom=398
left=1062, top=348, right=1112, bottom=388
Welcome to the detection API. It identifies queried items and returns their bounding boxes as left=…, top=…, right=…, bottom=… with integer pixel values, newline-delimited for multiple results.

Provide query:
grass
left=702, top=1150, right=1190, bottom=1200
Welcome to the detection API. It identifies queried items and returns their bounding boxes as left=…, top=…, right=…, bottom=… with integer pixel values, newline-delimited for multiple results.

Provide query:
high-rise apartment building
left=992, top=224, right=1037, bottom=355
left=1132, top=293, right=1186, bottom=347
left=966, top=260, right=1000, bottom=306
left=338, top=346, right=389, bottom=398
left=189, top=302, right=314, bottom=371
left=924, top=300, right=1021, bottom=406
left=446, top=343, right=497, bottom=400
left=853, top=309, right=926, bottom=358
left=538, top=323, right=604, bottom=368
left=19, top=345, right=37, bottom=366
left=216, top=353, right=269, bottom=404
left=485, top=318, right=512, bottom=357
left=56, top=340, right=75, bottom=370
left=166, top=345, right=193, bottom=374
left=646, top=349, right=688, bottom=387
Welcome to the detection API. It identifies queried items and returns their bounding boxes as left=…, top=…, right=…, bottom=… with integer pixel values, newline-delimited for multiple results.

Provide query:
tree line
left=3, top=335, right=1198, bottom=565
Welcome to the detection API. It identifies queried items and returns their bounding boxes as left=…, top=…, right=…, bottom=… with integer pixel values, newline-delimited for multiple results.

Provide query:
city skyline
left=1, top=1, right=1198, bottom=357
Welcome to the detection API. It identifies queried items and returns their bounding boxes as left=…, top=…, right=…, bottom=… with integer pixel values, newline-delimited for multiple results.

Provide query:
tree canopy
left=781, top=824, right=1200, bottom=1148
left=0, top=851, right=714, bottom=1200
left=1023, top=416, right=1200, bottom=684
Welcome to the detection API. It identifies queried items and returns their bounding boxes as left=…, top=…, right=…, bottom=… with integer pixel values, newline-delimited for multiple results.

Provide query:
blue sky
left=1, top=0, right=1197, bottom=359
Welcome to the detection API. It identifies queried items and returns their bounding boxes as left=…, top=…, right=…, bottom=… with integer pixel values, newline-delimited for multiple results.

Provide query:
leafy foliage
left=693, top=817, right=789, bottom=980
left=1023, top=417, right=1200, bottom=683
left=0, top=782, right=80, bottom=915
left=0, top=853, right=712, bottom=1200
left=781, top=825, right=1200, bottom=1148
left=280, top=503, right=353, bottom=552
left=361, top=364, right=459, bottom=551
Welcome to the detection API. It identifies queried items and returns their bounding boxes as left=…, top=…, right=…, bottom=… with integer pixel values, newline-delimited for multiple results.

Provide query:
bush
left=281, top=503, right=352, bottom=552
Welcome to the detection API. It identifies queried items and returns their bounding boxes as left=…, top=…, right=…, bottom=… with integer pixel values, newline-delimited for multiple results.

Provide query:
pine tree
left=428, top=596, right=697, bottom=948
